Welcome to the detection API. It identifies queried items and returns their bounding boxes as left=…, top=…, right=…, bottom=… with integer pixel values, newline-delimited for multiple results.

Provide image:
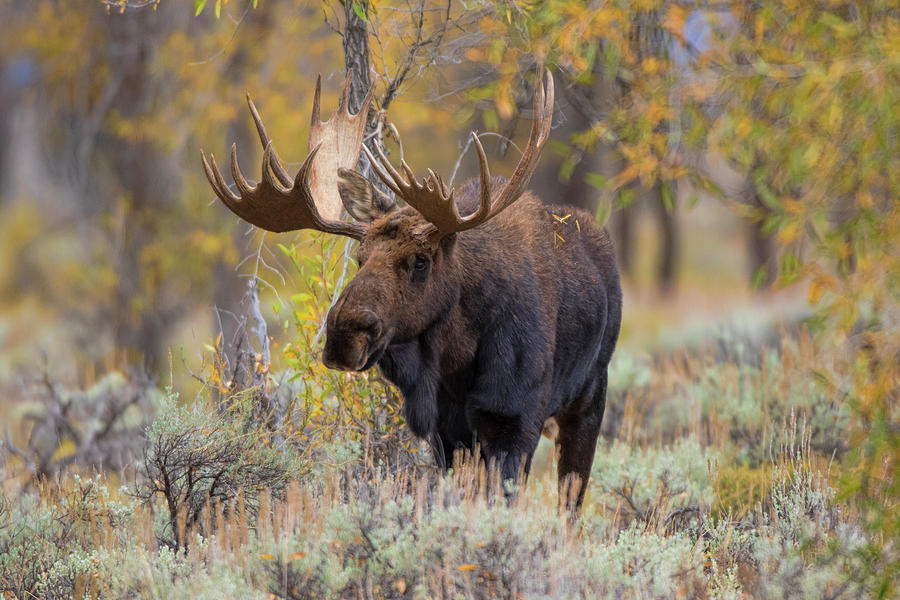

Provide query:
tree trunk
left=341, top=0, right=389, bottom=196
left=103, top=8, right=179, bottom=367
left=746, top=178, right=777, bottom=289
left=614, top=200, right=635, bottom=280
left=343, top=0, right=373, bottom=115
left=652, top=181, right=678, bottom=295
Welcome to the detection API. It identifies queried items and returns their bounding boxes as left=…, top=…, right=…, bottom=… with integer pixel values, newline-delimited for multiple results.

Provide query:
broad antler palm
left=201, top=73, right=374, bottom=238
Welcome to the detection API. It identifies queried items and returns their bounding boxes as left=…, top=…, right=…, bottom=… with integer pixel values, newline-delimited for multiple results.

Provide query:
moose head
left=202, top=71, right=554, bottom=374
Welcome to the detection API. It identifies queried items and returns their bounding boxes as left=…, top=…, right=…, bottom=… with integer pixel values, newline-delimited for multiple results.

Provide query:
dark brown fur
left=325, top=176, right=621, bottom=511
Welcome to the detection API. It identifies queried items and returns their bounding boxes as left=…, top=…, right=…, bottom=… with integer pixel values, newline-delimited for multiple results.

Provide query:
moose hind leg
left=556, top=372, right=608, bottom=514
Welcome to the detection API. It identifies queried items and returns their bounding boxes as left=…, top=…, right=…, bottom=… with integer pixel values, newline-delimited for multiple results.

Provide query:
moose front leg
left=467, top=406, right=544, bottom=484
left=379, top=340, right=442, bottom=441
left=464, top=320, right=551, bottom=487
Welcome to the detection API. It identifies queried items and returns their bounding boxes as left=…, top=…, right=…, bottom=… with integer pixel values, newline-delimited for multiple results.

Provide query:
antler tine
left=230, top=143, right=256, bottom=196
left=293, top=142, right=319, bottom=190
left=201, top=150, right=240, bottom=205
left=426, top=169, right=452, bottom=199
left=310, top=75, right=322, bottom=126
left=246, top=94, right=292, bottom=187
left=367, top=142, right=410, bottom=196
left=400, top=160, right=419, bottom=190
left=487, top=68, right=554, bottom=218
left=469, top=132, right=494, bottom=225
left=246, top=94, right=270, bottom=146
left=261, top=143, right=291, bottom=194
left=266, top=142, right=293, bottom=188
left=359, top=145, right=399, bottom=196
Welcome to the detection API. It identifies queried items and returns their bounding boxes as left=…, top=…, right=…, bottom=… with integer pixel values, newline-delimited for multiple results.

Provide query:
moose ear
left=337, top=168, right=397, bottom=223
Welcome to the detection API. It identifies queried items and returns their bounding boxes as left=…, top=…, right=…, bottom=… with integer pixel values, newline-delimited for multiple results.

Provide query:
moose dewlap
left=202, top=70, right=621, bottom=513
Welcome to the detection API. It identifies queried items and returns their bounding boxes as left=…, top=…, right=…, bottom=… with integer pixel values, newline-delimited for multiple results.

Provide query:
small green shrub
left=682, top=345, right=847, bottom=465
left=583, top=525, right=705, bottom=598
left=589, top=437, right=718, bottom=530
left=134, top=388, right=307, bottom=549
left=0, top=476, right=132, bottom=599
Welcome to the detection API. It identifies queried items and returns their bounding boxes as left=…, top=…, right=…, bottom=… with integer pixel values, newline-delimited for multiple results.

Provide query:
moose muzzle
left=322, top=303, right=387, bottom=372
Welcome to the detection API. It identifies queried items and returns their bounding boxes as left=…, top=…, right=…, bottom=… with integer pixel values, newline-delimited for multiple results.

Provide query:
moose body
left=202, top=70, right=621, bottom=511
left=324, top=179, right=621, bottom=503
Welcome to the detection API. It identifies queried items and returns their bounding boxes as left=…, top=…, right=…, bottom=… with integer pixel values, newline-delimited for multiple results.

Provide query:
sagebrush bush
left=685, top=346, right=847, bottom=464
left=0, top=444, right=875, bottom=599
left=583, top=524, right=706, bottom=598
left=699, top=463, right=871, bottom=600
left=588, top=436, right=718, bottom=531
left=3, top=370, right=158, bottom=479
left=0, top=475, right=132, bottom=599
left=135, top=388, right=308, bottom=549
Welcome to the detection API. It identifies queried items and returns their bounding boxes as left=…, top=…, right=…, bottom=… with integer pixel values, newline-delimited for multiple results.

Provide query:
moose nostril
left=357, top=310, right=382, bottom=338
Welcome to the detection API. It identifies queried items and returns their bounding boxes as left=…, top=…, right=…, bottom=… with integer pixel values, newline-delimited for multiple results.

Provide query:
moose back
left=202, top=70, right=621, bottom=511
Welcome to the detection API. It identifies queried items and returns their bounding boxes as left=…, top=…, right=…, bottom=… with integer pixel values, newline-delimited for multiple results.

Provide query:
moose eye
left=409, top=254, right=430, bottom=282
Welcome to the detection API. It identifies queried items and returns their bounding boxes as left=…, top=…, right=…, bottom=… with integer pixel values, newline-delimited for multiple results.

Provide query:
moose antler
left=201, top=73, right=374, bottom=238
left=363, top=68, right=554, bottom=240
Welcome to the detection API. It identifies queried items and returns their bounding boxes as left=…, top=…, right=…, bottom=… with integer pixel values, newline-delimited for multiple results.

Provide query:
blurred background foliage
left=0, top=0, right=897, bottom=597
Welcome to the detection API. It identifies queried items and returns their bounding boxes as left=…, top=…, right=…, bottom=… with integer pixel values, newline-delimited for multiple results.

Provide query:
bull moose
left=201, top=70, right=621, bottom=512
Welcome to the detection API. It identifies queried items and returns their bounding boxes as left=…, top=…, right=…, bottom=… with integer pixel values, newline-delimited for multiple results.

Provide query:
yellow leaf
left=808, top=280, right=825, bottom=306
left=495, top=90, right=514, bottom=121
left=608, top=165, right=638, bottom=189
left=458, top=564, right=478, bottom=572
left=663, top=5, right=686, bottom=35
left=287, top=551, right=306, bottom=561
left=395, top=578, right=407, bottom=594
left=808, top=274, right=837, bottom=306
left=464, top=47, right=484, bottom=62
left=259, top=553, right=275, bottom=561
left=52, top=440, right=77, bottom=461
left=641, top=57, right=661, bottom=75
left=776, top=222, right=799, bottom=245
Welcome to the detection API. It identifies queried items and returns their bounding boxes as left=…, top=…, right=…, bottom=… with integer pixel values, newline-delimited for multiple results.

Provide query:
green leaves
left=351, top=0, right=368, bottom=23
left=584, top=172, right=609, bottom=190
left=195, top=0, right=246, bottom=18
